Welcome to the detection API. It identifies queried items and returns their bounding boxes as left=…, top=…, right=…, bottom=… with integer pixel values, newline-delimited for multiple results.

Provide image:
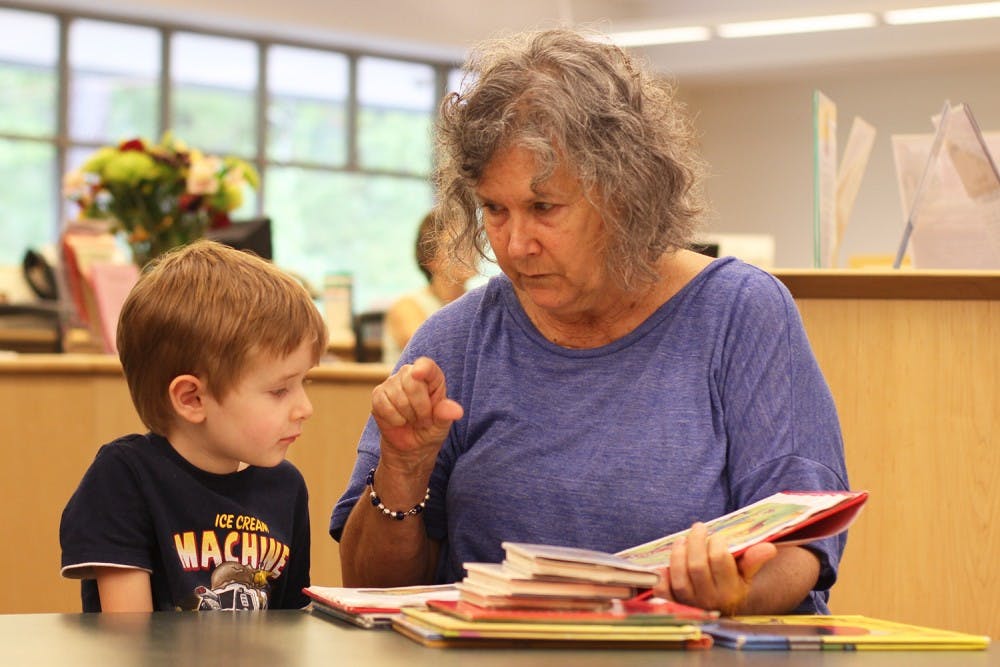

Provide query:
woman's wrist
left=368, top=457, right=434, bottom=509
left=366, top=466, right=429, bottom=520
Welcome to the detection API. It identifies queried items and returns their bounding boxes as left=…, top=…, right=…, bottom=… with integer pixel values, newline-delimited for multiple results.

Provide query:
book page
left=812, top=90, right=837, bottom=268
left=832, top=116, right=876, bottom=266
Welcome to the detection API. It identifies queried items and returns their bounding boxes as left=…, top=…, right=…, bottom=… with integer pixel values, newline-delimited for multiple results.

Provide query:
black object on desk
left=354, top=310, right=385, bottom=363
left=0, top=302, right=63, bottom=353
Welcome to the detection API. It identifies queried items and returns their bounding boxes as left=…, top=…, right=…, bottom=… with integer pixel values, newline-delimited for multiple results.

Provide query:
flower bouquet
left=63, top=133, right=259, bottom=266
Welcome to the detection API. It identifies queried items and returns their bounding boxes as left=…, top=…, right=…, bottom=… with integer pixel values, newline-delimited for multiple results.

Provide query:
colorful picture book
left=303, top=583, right=459, bottom=629
left=615, top=490, right=868, bottom=568
left=392, top=606, right=713, bottom=649
left=704, top=614, right=990, bottom=651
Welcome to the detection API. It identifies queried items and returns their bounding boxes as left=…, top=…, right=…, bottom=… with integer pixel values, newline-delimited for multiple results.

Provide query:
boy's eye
left=270, top=388, right=289, bottom=397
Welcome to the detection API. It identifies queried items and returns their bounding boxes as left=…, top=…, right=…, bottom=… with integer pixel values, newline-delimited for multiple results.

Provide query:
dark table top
left=0, top=609, right=994, bottom=667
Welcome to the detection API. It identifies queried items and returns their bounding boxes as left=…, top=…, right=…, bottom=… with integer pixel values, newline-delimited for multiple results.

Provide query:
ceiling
left=24, top=0, right=1000, bottom=82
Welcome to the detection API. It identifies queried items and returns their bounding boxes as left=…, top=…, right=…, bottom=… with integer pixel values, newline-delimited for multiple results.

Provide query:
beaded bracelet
left=366, top=467, right=429, bottom=521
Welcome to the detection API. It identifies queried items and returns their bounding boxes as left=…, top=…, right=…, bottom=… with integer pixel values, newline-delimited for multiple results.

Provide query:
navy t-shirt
left=61, top=433, right=310, bottom=611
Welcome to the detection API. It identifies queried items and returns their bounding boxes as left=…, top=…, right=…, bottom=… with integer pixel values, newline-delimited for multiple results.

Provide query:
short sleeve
left=60, top=444, right=155, bottom=578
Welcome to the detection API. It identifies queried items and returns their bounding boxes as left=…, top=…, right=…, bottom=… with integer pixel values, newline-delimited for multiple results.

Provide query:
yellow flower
left=103, top=150, right=157, bottom=187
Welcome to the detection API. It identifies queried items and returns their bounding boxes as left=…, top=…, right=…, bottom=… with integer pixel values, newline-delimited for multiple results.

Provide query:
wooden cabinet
left=772, top=270, right=998, bottom=638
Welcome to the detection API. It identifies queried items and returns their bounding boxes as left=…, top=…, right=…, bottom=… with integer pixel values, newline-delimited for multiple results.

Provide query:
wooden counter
left=0, top=270, right=995, bottom=640
left=771, top=269, right=998, bottom=639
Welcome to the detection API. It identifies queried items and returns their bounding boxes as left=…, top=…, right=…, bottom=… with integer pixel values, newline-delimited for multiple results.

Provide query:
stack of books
left=400, top=541, right=718, bottom=647
left=393, top=597, right=717, bottom=649
left=456, top=542, right=661, bottom=611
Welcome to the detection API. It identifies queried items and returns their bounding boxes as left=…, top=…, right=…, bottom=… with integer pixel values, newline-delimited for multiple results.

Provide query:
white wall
left=682, top=51, right=1000, bottom=268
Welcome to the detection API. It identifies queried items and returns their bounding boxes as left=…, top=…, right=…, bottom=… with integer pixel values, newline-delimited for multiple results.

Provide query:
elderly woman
left=332, top=28, right=848, bottom=616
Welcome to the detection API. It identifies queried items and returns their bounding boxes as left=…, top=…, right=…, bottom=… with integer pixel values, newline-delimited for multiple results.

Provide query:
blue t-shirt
left=331, top=258, right=849, bottom=613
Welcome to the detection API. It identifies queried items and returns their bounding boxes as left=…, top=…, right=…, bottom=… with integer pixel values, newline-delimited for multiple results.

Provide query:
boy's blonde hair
left=117, top=240, right=328, bottom=435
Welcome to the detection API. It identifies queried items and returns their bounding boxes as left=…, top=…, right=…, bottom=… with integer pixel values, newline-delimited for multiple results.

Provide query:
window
left=68, top=20, right=160, bottom=144
left=0, top=8, right=58, bottom=263
left=267, top=45, right=349, bottom=166
left=0, top=8, right=57, bottom=137
left=357, top=56, right=436, bottom=175
left=0, top=4, right=465, bottom=311
left=171, top=32, right=257, bottom=156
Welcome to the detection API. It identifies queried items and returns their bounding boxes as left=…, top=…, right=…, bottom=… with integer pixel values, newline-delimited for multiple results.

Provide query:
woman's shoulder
left=691, top=257, right=792, bottom=306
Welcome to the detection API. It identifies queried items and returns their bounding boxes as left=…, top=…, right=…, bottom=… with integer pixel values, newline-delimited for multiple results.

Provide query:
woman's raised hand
left=371, top=356, right=464, bottom=473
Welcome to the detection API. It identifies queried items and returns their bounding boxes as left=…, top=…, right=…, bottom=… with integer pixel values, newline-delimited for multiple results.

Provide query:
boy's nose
left=294, top=392, right=314, bottom=421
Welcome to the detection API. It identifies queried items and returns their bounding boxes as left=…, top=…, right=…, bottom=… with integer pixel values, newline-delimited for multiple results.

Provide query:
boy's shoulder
left=92, top=432, right=166, bottom=462
left=90, top=433, right=306, bottom=495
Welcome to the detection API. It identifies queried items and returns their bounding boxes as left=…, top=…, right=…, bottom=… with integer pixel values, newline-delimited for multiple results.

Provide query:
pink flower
left=186, top=153, right=222, bottom=195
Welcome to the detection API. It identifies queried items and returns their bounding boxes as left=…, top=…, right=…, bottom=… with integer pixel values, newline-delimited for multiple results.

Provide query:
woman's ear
left=169, top=374, right=207, bottom=424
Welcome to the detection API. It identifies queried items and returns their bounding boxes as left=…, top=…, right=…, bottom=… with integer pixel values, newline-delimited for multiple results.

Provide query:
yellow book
left=393, top=607, right=711, bottom=649
left=705, top=614, right=990, bottom=650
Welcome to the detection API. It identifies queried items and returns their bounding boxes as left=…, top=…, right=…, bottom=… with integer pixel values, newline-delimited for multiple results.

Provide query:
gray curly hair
left=434, top=27, right=706, bottom=289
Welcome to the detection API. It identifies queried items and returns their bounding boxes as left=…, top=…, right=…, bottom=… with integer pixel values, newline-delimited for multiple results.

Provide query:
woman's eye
left=533, top=202, right=554, bottom=213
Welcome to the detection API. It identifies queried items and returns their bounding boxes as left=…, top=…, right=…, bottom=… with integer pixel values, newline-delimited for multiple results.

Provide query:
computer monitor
left=206, top=217, right=273, bottom=260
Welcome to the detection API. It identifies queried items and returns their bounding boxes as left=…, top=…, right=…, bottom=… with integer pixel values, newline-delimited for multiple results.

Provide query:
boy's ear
left=169, top=374, right=207, bottom=424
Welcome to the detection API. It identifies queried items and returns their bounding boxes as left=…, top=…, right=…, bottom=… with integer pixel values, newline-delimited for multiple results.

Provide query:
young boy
left=60, top=240, right=328, bottom=612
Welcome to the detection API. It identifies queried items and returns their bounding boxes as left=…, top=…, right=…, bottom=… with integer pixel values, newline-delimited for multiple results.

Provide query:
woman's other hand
left=654, top=522, right=778, bottom=616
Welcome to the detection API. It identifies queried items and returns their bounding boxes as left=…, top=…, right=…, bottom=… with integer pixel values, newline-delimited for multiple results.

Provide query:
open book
left=461, top=490, right=867, bottom=604
left=616, top=489, right=868, bottom=568
left=303, top=583, right=459, bottom=629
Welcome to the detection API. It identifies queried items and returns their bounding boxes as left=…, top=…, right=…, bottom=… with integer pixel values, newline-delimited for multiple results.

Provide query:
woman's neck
left=522, top=250, right=713, bottom=349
